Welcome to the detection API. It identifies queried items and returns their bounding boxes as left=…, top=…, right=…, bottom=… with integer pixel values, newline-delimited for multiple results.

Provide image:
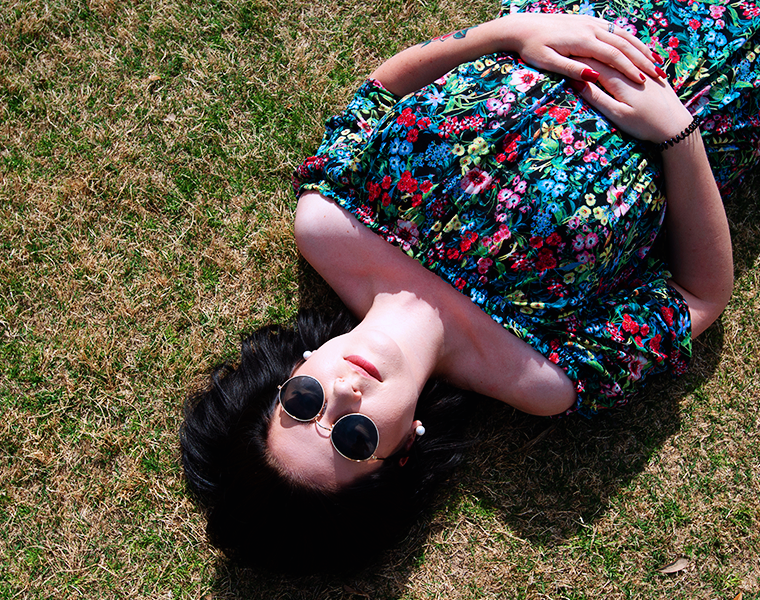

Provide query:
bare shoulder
left=296, top=191, right=450, bottom=291
left=295, top=192, right=382, bottom=313
left=295, top=191, right=436, bottom=315
left=294, top=191, right=366, bottom=268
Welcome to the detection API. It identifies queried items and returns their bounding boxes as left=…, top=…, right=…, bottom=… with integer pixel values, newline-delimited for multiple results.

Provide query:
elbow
left=708, top=267, right=735, bottom=326
left=717, top=274, right=734, bottom=314
left=689, top=276, right=734, bottom=338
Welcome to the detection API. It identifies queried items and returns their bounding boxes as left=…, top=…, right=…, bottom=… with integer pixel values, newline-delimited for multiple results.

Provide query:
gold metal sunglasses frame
left=277, top=375, right=385, bottom=462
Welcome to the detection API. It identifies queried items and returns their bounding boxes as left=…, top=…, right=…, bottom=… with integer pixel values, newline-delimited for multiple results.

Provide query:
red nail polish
left=653, top=52, right=665, bottom=65
left=581, top=68, right=599, bottom=83
left=569, top=80, right=587, bottom=93
left=640, top=72, right=646, bottom=82
left=655, top=66, right=667, bottom=78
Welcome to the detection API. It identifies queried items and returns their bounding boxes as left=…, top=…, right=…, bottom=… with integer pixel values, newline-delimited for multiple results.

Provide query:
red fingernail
left=655, top=66, right=667, bottom=78
left=569, top=80, right=587, bottom=93
left=640, top=72, right=646, bottom=82
left=581, top=68, right=599, bottom=83
left=653, top=52, right=665, bottom=65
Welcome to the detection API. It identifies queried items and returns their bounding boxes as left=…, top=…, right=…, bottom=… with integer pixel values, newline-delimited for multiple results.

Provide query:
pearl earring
left=302, top=350, right=312, bottom=360
left=415, top=424, right=426, bottom=436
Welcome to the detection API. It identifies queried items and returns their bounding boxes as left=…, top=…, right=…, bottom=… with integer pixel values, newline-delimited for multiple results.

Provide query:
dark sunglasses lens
left=279, top=376, right=324, bottom=421
left=331, top=414, right=379, bottom=461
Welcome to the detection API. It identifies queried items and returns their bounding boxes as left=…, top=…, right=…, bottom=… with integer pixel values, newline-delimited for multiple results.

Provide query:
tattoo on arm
left=419, top=25, right=477, bottom=47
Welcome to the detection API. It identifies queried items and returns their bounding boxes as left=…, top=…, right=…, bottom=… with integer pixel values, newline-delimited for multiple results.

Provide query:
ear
left=402, top=419, right=423, bottom=452
left=291, top=346, right=319, bottom=376
left=398, top=420, right=423, bottom=467
left=289, top=348, right=314, bottom=377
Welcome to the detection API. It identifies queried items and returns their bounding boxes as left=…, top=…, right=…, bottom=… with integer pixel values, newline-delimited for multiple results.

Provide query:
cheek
left=377, top=392, right=417, bottom=440
left=268, top=417, right=333, bottom=478
left=294, top=353, right=338, bottom=384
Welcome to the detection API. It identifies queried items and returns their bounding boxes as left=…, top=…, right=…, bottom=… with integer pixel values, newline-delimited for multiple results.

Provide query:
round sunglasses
left=277, top=375, right=383, bottom=462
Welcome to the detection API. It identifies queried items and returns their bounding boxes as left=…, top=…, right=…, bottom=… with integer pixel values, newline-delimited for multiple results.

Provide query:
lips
left=345, top=355, right=383, bottom=382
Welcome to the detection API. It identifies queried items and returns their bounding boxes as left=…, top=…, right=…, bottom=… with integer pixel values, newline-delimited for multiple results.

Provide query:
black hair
left=180, top=308, right=472, bottom=575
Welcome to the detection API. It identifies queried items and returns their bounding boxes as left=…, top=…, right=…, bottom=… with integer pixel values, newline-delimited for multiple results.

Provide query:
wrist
left=655, top=106, right=693, bottom=142
left=656, top=116, right=702, bottom=152
left=487, top=13, right=531, bottom=55
left=480, top=17, right=511, bottom=55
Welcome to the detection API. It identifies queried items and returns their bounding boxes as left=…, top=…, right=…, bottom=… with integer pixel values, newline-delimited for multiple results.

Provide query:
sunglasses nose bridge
left=314, top=417, right=332, bottom=432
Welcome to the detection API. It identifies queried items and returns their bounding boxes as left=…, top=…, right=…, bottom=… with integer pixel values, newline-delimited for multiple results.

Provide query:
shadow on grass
left=203, top=172, right=758, bottom=599
left=725, top=168, right=760, bottom=279
left=456, top=351, right=714, bottom=547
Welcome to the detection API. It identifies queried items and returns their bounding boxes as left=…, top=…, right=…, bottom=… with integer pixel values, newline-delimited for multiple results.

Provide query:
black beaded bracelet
left=656, top=116, right=702, bottom=151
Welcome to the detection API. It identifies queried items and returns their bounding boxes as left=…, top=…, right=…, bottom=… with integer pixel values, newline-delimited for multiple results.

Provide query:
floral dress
left=294, top=0, right=760, bottom=416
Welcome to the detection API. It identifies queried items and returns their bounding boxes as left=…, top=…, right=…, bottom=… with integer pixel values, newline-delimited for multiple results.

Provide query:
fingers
left=586, top=38, right=647, bottom=84
left=577, top=56, right=642, bottom=99
left=515, top=14, right=668, bottom=86
left=570, top=57, right=640, bottom=120
left=569, top=79, right=623, bottom=122
left=598, top=20, right=655, bottom=62
left=596, top=25, right=667, bottom=82
left=569, top=57, right=689, bottom=142
left=548, top=48, right=637, bottom=87
left=583, top=56, right=667, bottom=96
left=533, top=50, right=603, bottom=83
left=569, top=17, right=666, bottom=84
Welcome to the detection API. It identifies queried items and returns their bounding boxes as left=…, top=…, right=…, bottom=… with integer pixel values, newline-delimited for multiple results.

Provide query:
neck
left=354, top=291, right=446, bottom=394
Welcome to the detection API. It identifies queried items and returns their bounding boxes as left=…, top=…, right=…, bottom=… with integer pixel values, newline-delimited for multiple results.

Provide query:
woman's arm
left=572, top=60, right=733, bottom=337
left=370, top=14, right=665, bottom=97
left=659, top=133, right=733, bottom=337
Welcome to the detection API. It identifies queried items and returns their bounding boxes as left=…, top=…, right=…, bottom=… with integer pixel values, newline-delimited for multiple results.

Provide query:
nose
left=317, top=377, right=362, bottom=429
left=333, top=376, right=362, bottom=403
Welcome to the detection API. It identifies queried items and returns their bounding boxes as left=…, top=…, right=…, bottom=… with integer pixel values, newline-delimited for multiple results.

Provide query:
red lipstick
left=345, top=355, right=383, bottom=381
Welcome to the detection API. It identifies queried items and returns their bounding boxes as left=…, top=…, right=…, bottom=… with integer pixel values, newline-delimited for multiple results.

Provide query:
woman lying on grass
left=181, top=0, right=760, bottom=574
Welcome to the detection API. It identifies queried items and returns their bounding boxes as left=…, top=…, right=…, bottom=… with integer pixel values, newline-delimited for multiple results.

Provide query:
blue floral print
left=295, top=0, right=760, bottom=416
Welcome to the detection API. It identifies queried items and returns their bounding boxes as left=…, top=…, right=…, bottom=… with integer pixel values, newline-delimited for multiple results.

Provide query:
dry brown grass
left=1, top=0, right=759, bottom=598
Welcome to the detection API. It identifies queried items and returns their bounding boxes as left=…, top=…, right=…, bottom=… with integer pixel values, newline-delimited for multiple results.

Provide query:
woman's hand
left=500, top=13, right=665, bottom=85
left=569, top=58, right=692, bottom=143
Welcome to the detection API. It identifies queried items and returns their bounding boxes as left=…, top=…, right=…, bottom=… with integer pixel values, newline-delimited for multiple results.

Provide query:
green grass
left=2, top=0, right=759, bottom=598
